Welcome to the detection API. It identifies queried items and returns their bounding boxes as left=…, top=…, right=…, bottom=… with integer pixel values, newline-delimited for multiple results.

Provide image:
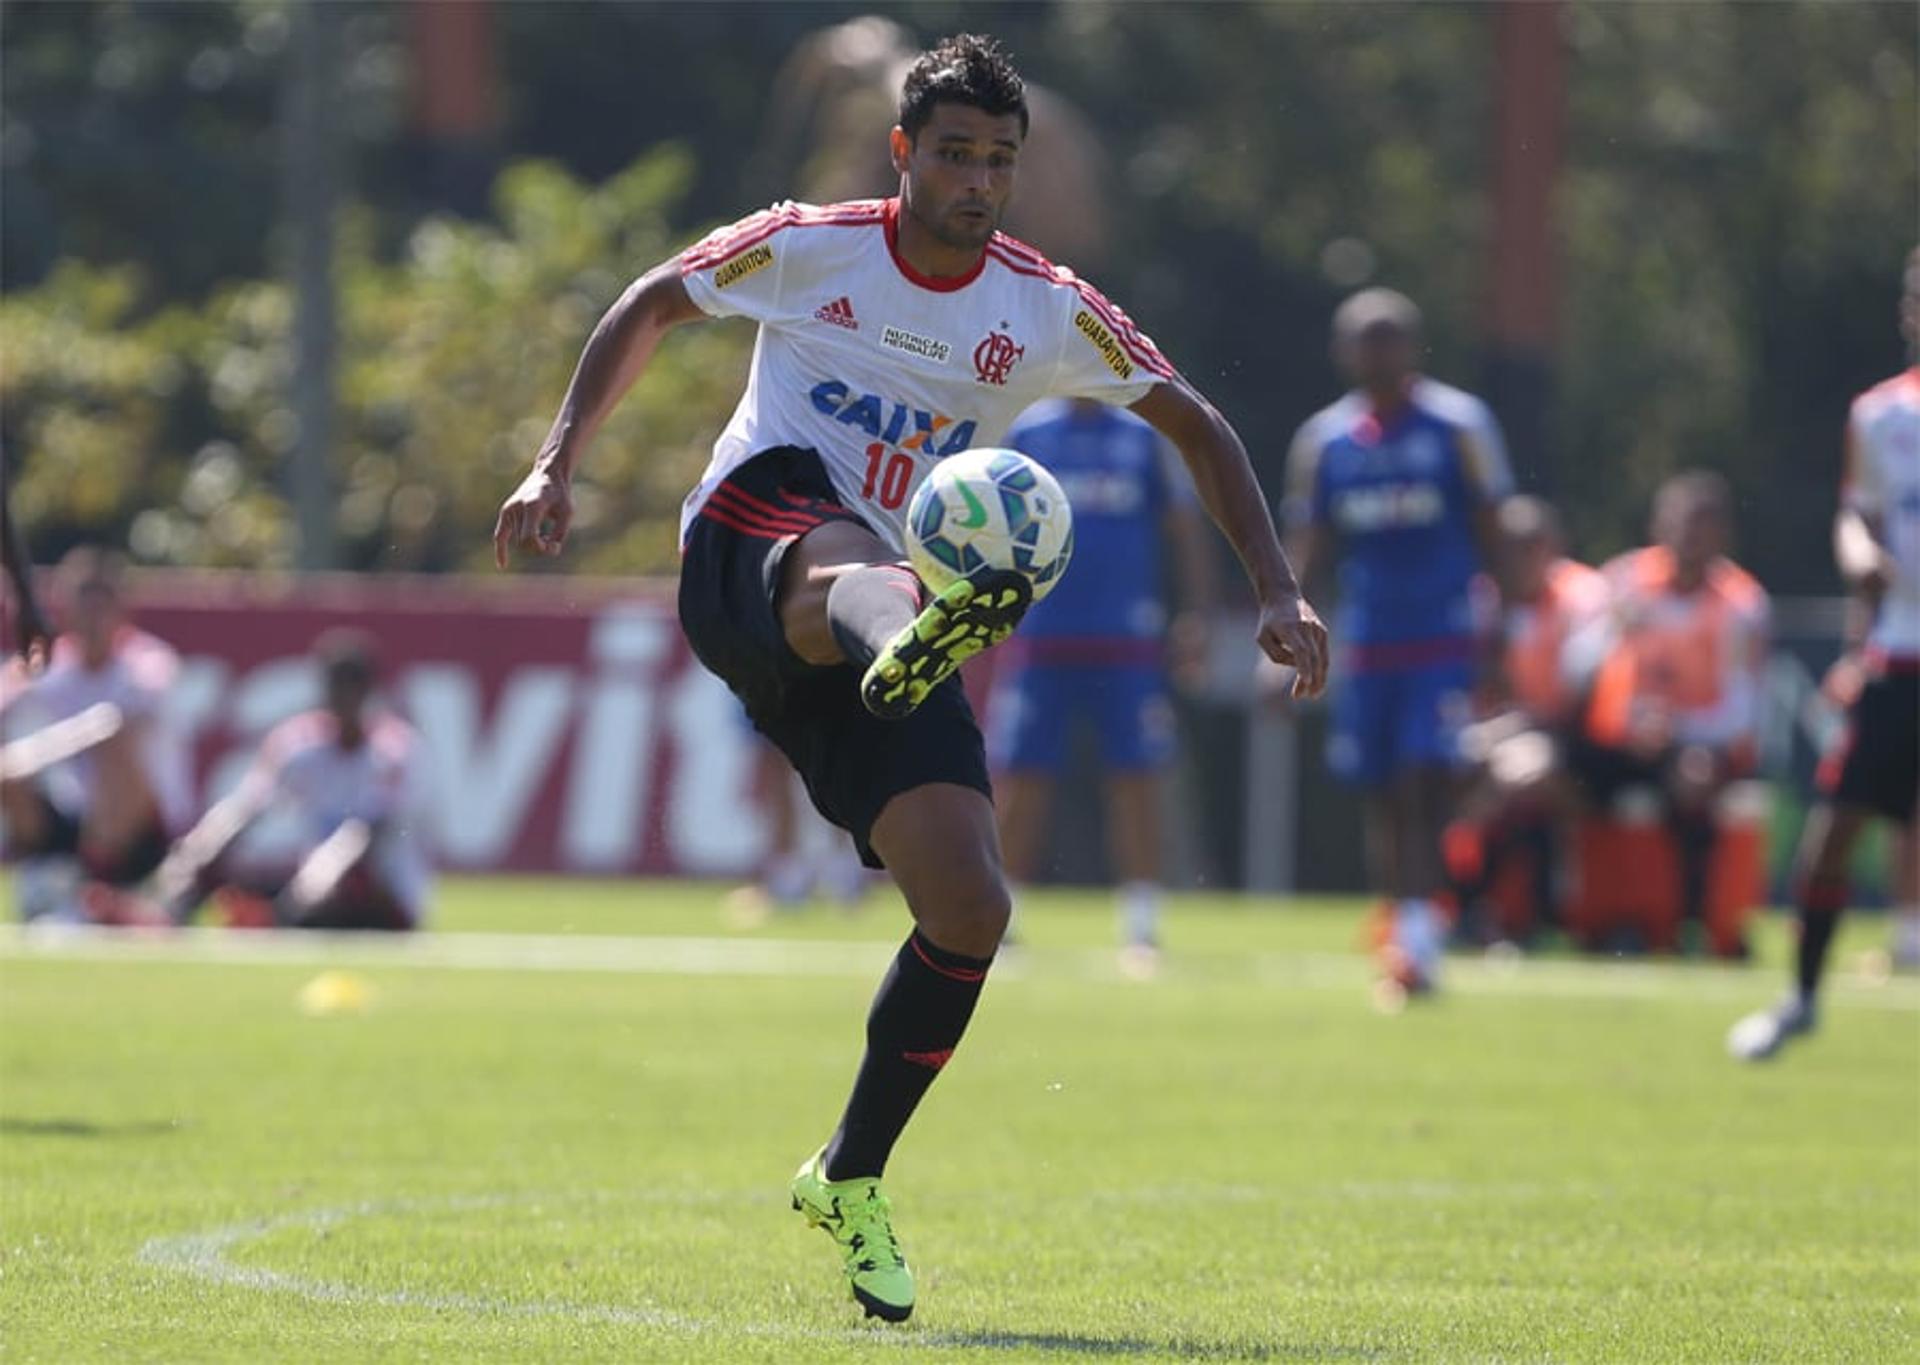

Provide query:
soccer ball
left=906, top=448, right=1074, bottom=601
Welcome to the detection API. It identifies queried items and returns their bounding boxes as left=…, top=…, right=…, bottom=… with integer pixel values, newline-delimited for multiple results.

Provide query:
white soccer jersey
left=677, top=197, right=1176, bottom=551
left=1844, top=369, right=1920, bottom=659
left=243, top=709, right=434, bottom=919
left=5, top=628, right=192, bottom=830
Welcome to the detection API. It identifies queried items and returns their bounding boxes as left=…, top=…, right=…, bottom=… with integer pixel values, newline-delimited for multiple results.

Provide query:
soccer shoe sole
left=861, top=570, right=1032, bottom=719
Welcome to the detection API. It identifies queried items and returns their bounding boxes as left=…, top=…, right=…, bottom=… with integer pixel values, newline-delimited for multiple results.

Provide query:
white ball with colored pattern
left=905, top=448, right=1075, bottom=602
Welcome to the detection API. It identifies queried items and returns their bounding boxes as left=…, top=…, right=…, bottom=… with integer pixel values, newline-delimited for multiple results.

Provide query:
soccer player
left=0, top=547, right=190, bottom=921
left=1449, top=495, right=1608, bottom=941
left=1730, top=249, right=1920, bottom=1060
left=491, top=35, right=1327, bottom=1322
left=1280, top=288, right=1510, bottom=993
left=1566, top=471, right=1769, bottom=950
left=989, top=397, right=1217, bottom=970
left=153, top=629, right=432, bottom=931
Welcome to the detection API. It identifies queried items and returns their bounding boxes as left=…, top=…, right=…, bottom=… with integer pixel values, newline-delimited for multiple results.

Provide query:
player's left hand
left=1256, top=594, right=1329, bottom=699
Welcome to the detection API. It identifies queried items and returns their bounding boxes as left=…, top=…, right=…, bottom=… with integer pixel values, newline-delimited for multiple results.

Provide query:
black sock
left=822, top=929, right=993, bottom=1182
left=1516, top=820, right=1558, bottom=935
left=1795, top=877, right=1847, bottom=1004
left=825, top=566, right=923, bottom=670
left=1673, top=811, right=1715, bottom=928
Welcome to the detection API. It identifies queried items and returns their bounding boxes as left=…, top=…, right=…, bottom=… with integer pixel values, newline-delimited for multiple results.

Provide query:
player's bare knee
left=914, top=869, right=1011, bottom=958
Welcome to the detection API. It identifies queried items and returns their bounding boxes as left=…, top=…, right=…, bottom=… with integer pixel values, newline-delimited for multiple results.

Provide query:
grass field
left=2, top=879, right=1916, bottom=1363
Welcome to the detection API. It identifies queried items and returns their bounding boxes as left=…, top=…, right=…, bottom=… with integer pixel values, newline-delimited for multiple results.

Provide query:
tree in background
left=2, top=150, right=748, bottom=574
left=1, top=1, right=1913, bottom=590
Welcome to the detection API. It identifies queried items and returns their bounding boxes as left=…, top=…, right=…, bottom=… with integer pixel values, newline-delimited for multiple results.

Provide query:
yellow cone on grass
left=299, top=970, right=374, bottom=1016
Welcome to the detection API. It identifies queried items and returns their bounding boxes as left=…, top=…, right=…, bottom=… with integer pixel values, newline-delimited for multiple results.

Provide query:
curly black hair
left=899, top=33, right=1028, bottom=141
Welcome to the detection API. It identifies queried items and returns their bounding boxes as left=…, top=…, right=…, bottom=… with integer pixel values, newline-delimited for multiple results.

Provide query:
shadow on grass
left=0, top=1117, right=182, bottom=1139
left=918, top=1329, right=1383, bottom=1360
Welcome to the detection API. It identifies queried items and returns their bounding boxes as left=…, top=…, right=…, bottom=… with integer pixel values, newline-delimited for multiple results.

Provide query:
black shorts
left=1819, top=662, right=1918, bottom=824
left=17, top=793, right=170, bottom=886
left=677, top=446, right=992, bottom=868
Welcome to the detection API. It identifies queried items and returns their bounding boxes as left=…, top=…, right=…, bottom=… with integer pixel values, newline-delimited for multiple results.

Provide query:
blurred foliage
left=2, top=150, right=749, bottom=572
left=1, top=1, right=1914, bottom=588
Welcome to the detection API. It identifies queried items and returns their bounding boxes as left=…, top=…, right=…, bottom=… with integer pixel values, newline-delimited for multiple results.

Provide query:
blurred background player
left=726, top=721, right=870, bottom=924
left=1565, top=471, right=1769, bottom=951
left=1277, top=288, right=1511, bottom=994
left=0, top=547, right=189, bottom=922
left=1730, top=249, right=1920, bottom=1060
left=1448, top=495, right=1609, bottom=944
left=154, top=629, right=433, bottom=931
left=989, top=397, right=1218, bottom=971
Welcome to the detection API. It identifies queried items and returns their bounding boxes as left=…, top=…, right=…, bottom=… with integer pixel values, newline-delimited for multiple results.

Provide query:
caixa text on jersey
left=808, top=380, right=979, bottom=455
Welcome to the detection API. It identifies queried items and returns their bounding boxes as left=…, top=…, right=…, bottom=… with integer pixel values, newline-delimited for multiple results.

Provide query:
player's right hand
left=1255, top=594, right=1329, bottom=700
left=493, top=467, right=573, bottom=568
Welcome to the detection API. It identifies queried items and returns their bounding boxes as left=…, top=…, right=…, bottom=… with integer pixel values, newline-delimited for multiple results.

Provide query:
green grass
left=2, top=879, right=1916, bottom=1363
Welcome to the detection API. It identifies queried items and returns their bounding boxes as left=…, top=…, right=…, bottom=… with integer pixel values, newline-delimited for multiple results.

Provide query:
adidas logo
left=814, top=296, right=859, bottom=330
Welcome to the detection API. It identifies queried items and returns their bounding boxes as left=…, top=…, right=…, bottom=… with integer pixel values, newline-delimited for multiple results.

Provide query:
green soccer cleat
left=861, top=570, right=1032, bottom=719
left=789, top=1149, right=915, bottom=1322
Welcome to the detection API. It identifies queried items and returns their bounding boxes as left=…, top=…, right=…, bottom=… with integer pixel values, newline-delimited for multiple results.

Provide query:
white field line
left=5, top=922, right=1918, bottom=1012
left=135, top=1195, right=1298, bottom=1357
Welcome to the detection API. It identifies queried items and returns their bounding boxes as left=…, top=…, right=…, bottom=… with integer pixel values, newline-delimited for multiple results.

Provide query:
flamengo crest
left=972, top=326, right=1024, bottom=386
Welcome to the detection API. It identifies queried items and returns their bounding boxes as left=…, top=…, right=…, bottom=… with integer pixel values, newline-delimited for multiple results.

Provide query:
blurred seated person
left=1562, top=470, right=1769, bottom=945
left=156, top=629, right=433, bottom=931
left=0, top=547, right=190, bottom=921
left=1448, top=497, right=1608, bottom=941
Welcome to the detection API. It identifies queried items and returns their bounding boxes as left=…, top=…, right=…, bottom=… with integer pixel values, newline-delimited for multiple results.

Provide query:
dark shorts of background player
left=1817, top=663, right=1918, bottom=824
left=1562, top=734, right=1682, bottom=808
left=677, top=445, right=992, bottom=869
left=15, top=792, right=170, bottom=886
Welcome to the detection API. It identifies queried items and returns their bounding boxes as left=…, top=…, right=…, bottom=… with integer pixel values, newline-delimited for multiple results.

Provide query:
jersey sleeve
left=1048, top=279, right=1177, bottom=407
left=1454, top=397, right=1514, bottom=503
left=678, top=203, right=806, bottom=323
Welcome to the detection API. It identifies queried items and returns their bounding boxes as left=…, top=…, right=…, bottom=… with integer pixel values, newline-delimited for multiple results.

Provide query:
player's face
left=1507, top=533, right=1555, bottom=599
left=325, top=671, right=371, bottom=727
left=65, top=580, right=121, bottom=653
left=892, top=103, right=1023, bottom=251
left=1337, top=324, right=1417, bottom=395
left=1656, top=494, right=1726, bottom=573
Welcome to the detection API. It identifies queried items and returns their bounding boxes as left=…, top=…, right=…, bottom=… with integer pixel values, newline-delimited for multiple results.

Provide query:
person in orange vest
left=1562, top=471, right=1770, bottom=949
left=1448, top=496, right=1608, bottom=940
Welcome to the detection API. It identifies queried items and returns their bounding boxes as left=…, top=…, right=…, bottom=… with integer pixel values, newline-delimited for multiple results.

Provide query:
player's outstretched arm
left=152, top=781, right=274, bottom=920
left=1131, top=379, right=1329, bottom=698
left=493, top=261, right=708, bottom=568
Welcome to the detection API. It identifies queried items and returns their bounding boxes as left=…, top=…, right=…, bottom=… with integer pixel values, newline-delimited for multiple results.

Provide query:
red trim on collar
left=883, top=198, right=988, bottom=293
